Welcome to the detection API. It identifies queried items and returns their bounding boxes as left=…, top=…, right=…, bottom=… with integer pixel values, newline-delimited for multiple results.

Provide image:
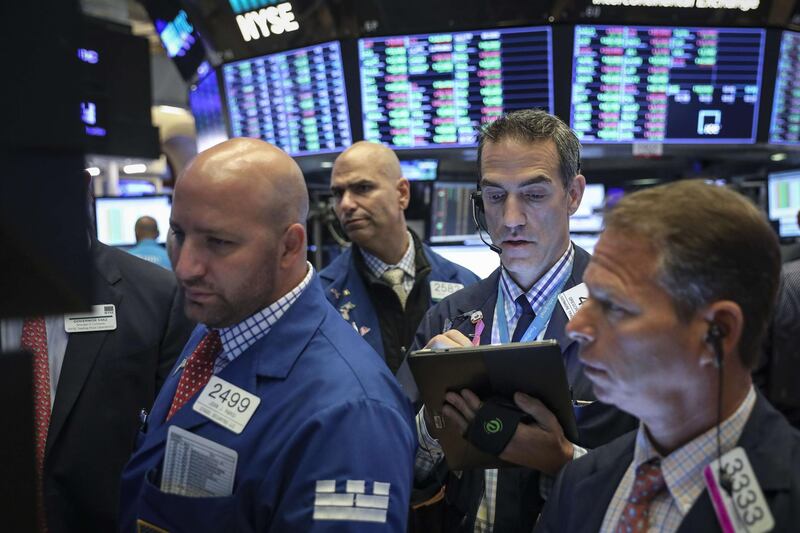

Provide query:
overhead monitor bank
left=770, top=30, right=800, bottom=145
left=222, top=41, right=352, bottom=156
left=358, top=26, right=553, bottom=149
left=571, top=25, right=765, bottom=144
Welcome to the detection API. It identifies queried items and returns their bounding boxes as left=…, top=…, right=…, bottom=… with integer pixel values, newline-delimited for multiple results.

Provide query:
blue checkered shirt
left=600, top=386, right=756, bottom=532
left=203, top=262, right=314, bottom=374
left=360, top=231, right=415, bottom=293
left=415, top=244, right=577, bottom=532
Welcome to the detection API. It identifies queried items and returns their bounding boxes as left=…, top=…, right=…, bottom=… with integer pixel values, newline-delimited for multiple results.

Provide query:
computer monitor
left=190, top=67, right=228, bottom=152
left=570, top=183, right=605, bottom=233
left=767, top=169, right=800, bottom=238
left=571, top=25, right=765, bottom=144
left=222, top=41, right=352, bottom=156
left=430, top=182, right=479, bottom=243
left=770, top=30, right=800, bottom=144
left=94, top=195, right=172, bottom=246
left=359, top=26, right=553, bottom=149
left=400, top=160, right=438, bottom=181
left=429, top=244, right=500, bottom=279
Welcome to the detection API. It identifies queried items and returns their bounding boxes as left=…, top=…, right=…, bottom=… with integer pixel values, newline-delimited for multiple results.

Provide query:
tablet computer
left=408, top=340, right=578, bottom=470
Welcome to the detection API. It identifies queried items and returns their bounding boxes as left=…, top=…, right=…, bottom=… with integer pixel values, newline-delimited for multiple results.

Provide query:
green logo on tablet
left=484, top=418, right=502, bottom=434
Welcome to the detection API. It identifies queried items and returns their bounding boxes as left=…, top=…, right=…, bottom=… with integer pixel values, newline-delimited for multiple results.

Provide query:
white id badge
left=557, top=283, right=588, bottom=321
left=64, top=304, right=117, bottom=333
left=430, top=281, right=464, bottom=302
left=704, top=447, right=775, bottom=533
left=161, top=426, right=237, bottom=497
left=193, top=376, right=261, bottom=434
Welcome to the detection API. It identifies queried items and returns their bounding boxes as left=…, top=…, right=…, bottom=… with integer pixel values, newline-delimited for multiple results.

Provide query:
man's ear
left=397, top=177, right=410, bottom=210
left=697, top=300, right=744, bottom=368
left=280, top=223, right=306, bottom=267
left=567, top=174, right=586, bottom=216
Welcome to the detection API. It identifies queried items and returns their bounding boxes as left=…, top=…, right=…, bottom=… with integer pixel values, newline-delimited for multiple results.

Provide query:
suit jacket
left=536, top=392, right=800, bottom=532
left=407, top=246, right=638, bottom=532
left=43, top=241, right=194, bottom=532
left=320, top=239, right=479, bottom=362
left=119, top=275, right=417, bottom=532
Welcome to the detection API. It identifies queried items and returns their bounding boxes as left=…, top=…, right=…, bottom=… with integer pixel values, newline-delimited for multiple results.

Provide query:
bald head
left=333, top=141, right=402, bottom=185
left=171, top=138, right=310, bottom=327
left=329, top=141, right=411, bottom=263
left=180, top=137, right=309, bottom=229
left=135, top=216, right=159, bottom=242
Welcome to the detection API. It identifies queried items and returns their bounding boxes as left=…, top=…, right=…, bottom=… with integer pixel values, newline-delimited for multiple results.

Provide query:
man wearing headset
left=407, top=109, right=636, bottom=532
left=537, top=181, right=800, bottom=531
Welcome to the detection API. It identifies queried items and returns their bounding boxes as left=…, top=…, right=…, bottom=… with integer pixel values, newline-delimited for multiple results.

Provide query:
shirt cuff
left=417, top=406, right=443, bottom=453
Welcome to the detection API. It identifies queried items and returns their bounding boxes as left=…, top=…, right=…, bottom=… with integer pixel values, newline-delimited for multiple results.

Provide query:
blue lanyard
left=495, top=266, right=572, bottom=344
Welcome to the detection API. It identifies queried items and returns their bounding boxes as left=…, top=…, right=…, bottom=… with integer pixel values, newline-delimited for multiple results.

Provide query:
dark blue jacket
left=119, top=275, right=416, bottom=532
left=319, top=242, right=479, bottom=363
left=407, top=245, right=638, bottom=532
left=537, top=392, right=800, bottom=533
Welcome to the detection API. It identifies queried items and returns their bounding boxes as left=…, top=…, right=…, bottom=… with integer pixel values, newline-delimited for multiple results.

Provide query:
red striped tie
left=167, top=330, right=222, bottom=420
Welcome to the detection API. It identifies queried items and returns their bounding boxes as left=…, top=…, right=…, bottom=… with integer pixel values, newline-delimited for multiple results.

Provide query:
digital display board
left=572, top=25, right=765, bottom=144
left=360, top=26, right=553, bottom=149
left=770, top=31, right=800, bottom=145
left=223, top=41, right=352, bottom=156
left=144, top=0, right=207, bottom=81
left=189, top=67, right=229, bottom=152
left=768, top=169, right=800, bottom=238
left=570, top=183, right=605, bottom=233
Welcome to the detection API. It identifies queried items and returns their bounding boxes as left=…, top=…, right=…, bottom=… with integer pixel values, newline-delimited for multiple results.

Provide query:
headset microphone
left=470, top=190, right=502, bottom=255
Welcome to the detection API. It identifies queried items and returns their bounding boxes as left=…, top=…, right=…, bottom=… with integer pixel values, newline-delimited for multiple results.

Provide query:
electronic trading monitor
left=400, top=159, right=438, bottom=181
left=223, top=41, right=352, bottom=156
left=570, top=183, right=605, bottom=233
left=770, top=31, right=800, bottom=144
left=429, top=244, right=500, bottom=279
left=768, top=169, right=800, bottom=238
left=430, top=182, right=480, bottom=242
left=190, top=66, right=229, bottom=152
left=571, top=25, right=765, bottom=144
left=360, top=26, right=553, bottom=149
left=95, top=195, right=172, bottom=247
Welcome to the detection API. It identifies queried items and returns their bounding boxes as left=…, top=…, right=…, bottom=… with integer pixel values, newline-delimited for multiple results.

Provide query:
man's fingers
left=424, top=329, right=472, bottom=349
left=461, top=389, right=482, bottom=411
left=442, top=403, right=468, bottom=434
left=441, top=329, right=473, bottom=347
left=514, top=392, right=560, bottom=431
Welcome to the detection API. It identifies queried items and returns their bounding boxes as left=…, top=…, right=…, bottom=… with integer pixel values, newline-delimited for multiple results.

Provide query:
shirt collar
left=631, top=385, right=757, bottom=515
left=207, top=262, right=314, bottom=366
left=499, top=243, right=574, bottom=314
left=360, top=230, right=416, bottom=280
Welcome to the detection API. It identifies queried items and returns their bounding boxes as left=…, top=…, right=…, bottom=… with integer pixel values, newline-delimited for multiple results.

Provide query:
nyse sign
left=236, top=2, right=299, bottom=42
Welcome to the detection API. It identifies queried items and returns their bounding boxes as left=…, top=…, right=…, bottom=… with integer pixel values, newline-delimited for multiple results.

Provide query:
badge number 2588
left=193, top=376, right=261, bottom=434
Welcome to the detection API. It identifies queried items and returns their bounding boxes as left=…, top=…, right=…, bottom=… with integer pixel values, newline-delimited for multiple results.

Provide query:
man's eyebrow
left=480, top=175, right=553, bottom=188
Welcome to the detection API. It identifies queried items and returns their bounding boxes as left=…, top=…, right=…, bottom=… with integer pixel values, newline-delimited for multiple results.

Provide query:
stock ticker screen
left=770, top=31, right=800, bottom=144
left=571, top=25, right=765, bottom=144
left=222, top=41, right=352, bottom=156
left=359, top=26, right=553, bottom=149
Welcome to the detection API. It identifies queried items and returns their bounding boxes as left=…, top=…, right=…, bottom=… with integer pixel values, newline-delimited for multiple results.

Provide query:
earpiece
left=705, top=322, right=725, bottom=367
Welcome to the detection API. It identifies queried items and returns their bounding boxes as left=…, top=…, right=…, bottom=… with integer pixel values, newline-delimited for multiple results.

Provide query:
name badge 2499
left=193, top=376, right=260, bottom=434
